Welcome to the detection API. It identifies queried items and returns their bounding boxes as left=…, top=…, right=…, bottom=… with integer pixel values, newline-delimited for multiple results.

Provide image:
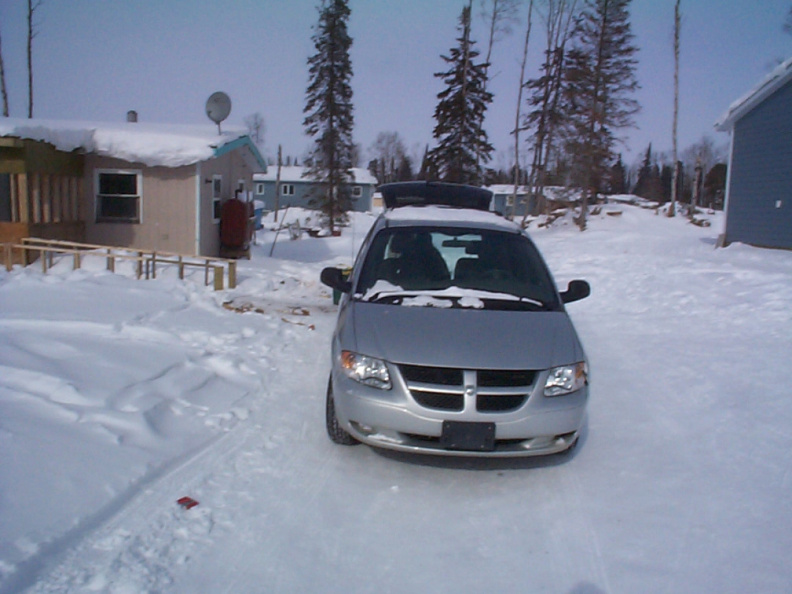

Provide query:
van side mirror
left=560, top=280, right=590, bottom=304
left=321, top=267, right=352, bottom=294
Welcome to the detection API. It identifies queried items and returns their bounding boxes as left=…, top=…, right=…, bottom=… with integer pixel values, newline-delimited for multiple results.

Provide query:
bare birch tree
left=27, top=0, right=43, bottom=118
left=521, top=0, right=579, bottom=225
left=509, top=0, right=534, bottom=219
left=0, top=29, right=9, bottom=117
left=668, top=0, right=681, bottom=218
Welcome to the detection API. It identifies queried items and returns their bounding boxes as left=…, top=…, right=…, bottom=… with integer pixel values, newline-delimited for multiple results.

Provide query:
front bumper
left=331, top=365, right=588, bottom=457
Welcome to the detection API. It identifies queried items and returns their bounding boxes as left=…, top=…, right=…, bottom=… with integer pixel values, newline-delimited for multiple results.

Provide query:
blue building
left=253, top=166, right=377, bottom=214
left=716, top=57, right=792, bottom=250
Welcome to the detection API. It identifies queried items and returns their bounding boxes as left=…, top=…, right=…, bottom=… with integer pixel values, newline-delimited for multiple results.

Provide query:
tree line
left=304, top=0, right=660, bottom=231
left=303, top=0, right=792, bottom=231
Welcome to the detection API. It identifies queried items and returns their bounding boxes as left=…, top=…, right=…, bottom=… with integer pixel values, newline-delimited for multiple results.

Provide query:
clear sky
left=0, top=0, right=790, bottom=171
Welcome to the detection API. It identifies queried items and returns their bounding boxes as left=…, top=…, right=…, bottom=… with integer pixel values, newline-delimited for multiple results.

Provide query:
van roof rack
left=379, top=181, right=492, bottom=211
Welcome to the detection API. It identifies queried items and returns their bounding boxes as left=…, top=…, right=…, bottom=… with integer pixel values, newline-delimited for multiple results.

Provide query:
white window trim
left=212, top=174, right=223, bottom=222
left=94, top=168, right=143, bottom=224
left=352, top=185, right=362, bottom=197
left=256, top=182, right=265, bottom=196
left=281, top=184, right=295, bottom=196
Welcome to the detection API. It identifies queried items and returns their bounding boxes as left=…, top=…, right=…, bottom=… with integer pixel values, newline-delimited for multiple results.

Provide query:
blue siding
left=255, top=181, right=374, bottom=213
left=725, top=79, right=792, bottom=249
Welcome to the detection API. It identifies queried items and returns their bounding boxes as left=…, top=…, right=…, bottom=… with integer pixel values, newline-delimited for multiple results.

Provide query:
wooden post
left=152, top=252, right=157, bottom=279
left=106, top=249, right=115, bottom=272
left=204, top=260, right=210, bottom=286
left=137, top=252, right=143, bottom=279
left=73, top=251, right=81, bottom=270
left=41, top=249, right=48, bottom=273
left=213, top=265, right=224, bottom=291
left=4, top=244, right=11, bottom=271
left=228, top=260, right=237, bottom=289
left=18, top=174, right=29, bottom=223
left=178, top=255, right=184, bottom=280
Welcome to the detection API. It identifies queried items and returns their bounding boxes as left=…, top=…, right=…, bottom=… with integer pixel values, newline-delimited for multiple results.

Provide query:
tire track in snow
left=19, top=300, right=333, bottom=593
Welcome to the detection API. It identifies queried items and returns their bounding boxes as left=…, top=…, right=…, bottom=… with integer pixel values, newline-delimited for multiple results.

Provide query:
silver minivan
left=320, top=182, right=590, bottom=457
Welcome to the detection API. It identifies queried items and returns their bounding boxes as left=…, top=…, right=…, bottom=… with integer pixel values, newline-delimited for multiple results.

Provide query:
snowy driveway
left=2, top=206, right=791, bottom=593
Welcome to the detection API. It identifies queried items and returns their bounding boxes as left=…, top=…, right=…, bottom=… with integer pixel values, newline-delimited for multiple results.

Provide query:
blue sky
left=0, top=0, right=790, bottom=170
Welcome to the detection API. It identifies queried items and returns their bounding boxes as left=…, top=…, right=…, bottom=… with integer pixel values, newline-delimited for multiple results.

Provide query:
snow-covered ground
left=1, top=203, right=791, bottom=593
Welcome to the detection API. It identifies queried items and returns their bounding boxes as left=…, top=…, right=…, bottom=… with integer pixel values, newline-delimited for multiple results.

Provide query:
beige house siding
left=196, top=144, right=260, bottom=256
left=84, top=155, right=197, bottom=254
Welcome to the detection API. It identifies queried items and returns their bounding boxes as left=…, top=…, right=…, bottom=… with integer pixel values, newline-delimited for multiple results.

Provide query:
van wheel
left=326, top=378, right=359, bottom=446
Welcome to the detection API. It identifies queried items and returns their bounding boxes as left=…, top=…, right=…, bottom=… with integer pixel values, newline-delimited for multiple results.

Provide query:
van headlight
left=340, top=351, right=392, bottom=390
left=544, top=362, right=588, bottom=396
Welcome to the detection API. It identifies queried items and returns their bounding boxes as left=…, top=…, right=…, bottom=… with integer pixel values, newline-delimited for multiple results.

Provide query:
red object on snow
left=177, top=496, right=199, bottom=510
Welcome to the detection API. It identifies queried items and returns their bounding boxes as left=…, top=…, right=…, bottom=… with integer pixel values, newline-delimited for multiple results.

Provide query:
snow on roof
left=715, top=56, right=792, bottom=131
left=383, top=204, right=520, bottom=232
left=253, top=166, right=378, bottom=184
left=0, top=117, right=254, bottom=167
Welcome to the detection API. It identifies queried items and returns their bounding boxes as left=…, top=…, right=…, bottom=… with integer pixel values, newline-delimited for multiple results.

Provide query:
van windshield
left=355, top=227, right=560, bottom=310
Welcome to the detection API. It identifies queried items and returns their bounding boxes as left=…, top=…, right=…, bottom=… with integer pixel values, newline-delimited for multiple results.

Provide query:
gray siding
left=725, top=78, right=792, bottom=249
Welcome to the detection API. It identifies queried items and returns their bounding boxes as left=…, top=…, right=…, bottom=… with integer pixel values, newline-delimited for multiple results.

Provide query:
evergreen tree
left=703, top=163, right=727, bottom=209
left=303, top=0, right=355, bottom=235
left=368, top=131, right=408, bottom=184
left=427, top=4, right=494, bottom=185
left=396, top=154, right=414, bottom=181
left=607, top=154, right=627, bottom=194
left=562, top=0, right=640, bottom=229
left=633, top=144, right=662, bottom=202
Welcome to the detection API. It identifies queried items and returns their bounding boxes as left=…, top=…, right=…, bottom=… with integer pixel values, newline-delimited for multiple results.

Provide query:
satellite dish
left=206, top=91, right=232, bottom=133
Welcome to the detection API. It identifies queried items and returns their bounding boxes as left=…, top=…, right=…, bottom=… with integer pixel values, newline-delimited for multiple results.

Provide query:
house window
left=352, top=185, right=362, bottom=197
left=96, top=170, right=141, bottom=223
left=256, top=182, right=265, bottom=195
left=212, top=175, right=222, bottom=221
left=282, top=184, right=295, bottom=196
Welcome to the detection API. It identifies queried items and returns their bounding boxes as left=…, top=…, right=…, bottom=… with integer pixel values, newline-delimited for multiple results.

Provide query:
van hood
left=345, top=301, right=584, bottom=370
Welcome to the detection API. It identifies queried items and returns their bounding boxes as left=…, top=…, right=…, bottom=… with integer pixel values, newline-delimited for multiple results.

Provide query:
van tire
left=326, top=378, right=359, bottom=446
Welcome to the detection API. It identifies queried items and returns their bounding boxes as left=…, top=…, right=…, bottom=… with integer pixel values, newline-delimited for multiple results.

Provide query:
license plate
left=440, top=421, right=496, bottom=452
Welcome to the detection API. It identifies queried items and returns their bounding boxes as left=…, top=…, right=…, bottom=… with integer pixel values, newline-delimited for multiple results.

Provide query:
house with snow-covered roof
left=715, top=57, right=792, bottom=250
left=253, top=166, right=377, bottom=213
left=0, top=117, right=265, bottom=257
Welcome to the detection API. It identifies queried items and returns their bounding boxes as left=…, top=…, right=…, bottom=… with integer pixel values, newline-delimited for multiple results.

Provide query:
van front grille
left=397, top=364, right=536, bottom=414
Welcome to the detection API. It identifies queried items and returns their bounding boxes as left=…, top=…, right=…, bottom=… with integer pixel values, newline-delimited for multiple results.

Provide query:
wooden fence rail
left=3, top=238, right=237, bottom=291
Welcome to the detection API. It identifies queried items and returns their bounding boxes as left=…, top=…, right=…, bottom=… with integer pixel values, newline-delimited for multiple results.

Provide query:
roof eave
left=214, top=135, right=267, bottom=171
left=715, top=56, right=792, bottom=132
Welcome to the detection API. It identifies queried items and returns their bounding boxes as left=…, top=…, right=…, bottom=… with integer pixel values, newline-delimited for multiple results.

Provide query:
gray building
left=716, top=57, right=792, bottom=250
left=253, top=166, right=377, bottom=213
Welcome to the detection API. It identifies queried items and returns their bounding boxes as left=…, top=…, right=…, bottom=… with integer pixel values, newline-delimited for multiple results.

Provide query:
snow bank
left=2, top=202, right=792, bottom=593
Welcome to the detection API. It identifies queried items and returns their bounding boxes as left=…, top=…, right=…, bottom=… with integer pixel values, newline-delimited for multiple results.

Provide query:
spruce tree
left=562, top=0, right=640, bottom=229
left=427, top=4, right=494, bottom=185
left=607, top=154, right=627, bottom=194
left=303, top=0, right=355, bottom=235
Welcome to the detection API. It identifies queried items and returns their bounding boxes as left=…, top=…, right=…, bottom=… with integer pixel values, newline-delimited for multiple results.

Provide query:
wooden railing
left=2, top=238, right=237, bottom=291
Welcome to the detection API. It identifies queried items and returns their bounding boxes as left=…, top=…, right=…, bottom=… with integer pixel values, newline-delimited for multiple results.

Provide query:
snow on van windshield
left=358, top=281, right=524, bottom=308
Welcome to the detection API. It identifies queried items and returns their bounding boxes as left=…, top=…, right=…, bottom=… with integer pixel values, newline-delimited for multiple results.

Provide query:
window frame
left=352, top=185, right=363, bottom=198
left=281, top=184, right=295, bottom=196
left=95, top=169, right=142, bottom=224
left=212, top=175, right=223, bottom=222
